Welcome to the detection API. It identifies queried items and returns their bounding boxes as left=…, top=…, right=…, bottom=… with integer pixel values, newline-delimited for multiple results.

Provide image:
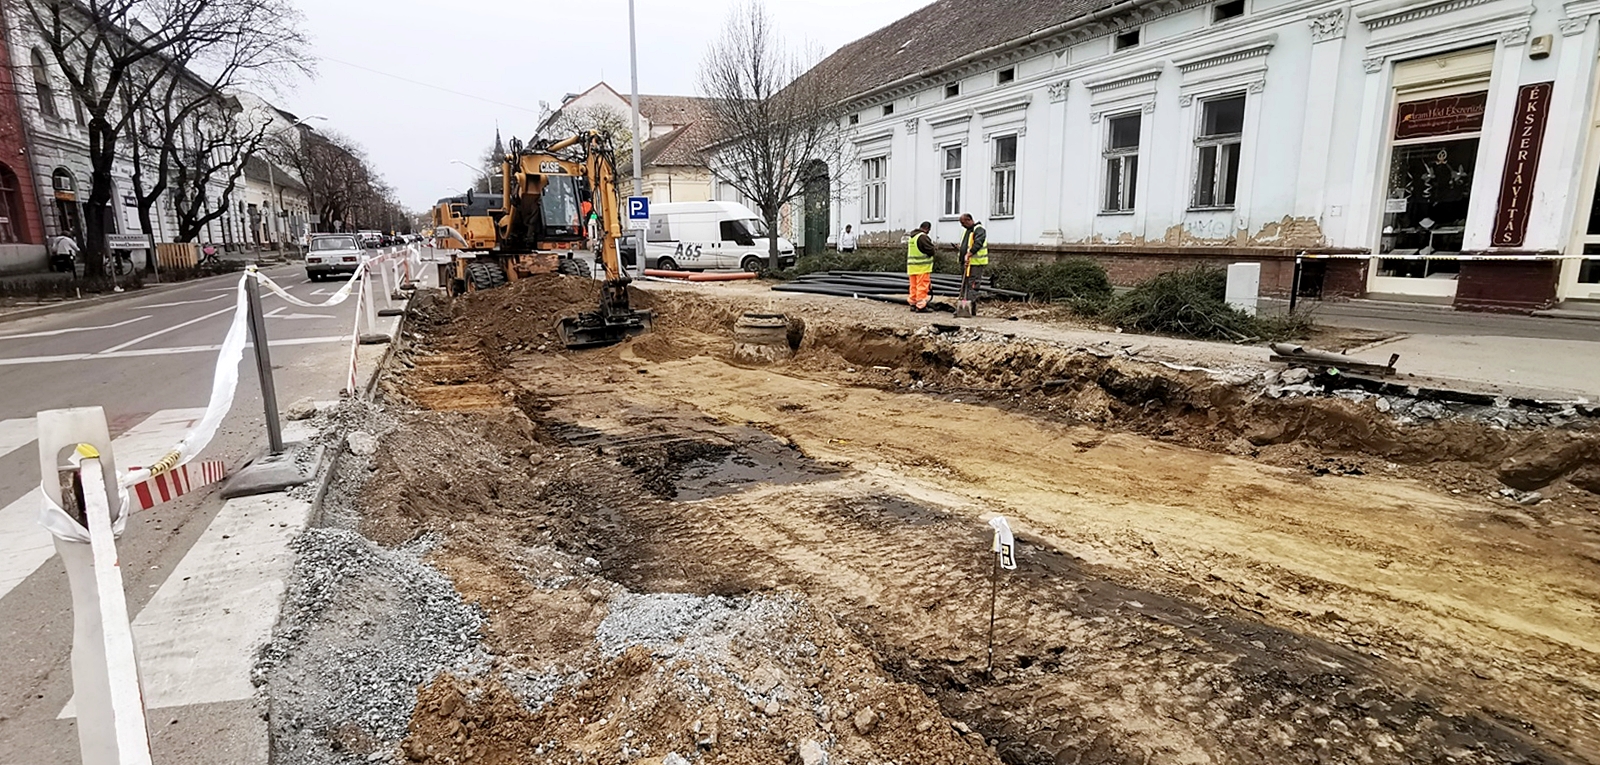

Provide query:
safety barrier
left=32, top=243, right=424, bottom=765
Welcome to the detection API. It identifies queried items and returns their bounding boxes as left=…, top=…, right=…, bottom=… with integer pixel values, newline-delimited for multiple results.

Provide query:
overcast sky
left=276, top=0, right=928, bottom=212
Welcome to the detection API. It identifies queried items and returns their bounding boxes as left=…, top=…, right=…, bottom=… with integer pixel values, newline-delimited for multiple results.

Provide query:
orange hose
left=686, top=272, right=759, bottom=282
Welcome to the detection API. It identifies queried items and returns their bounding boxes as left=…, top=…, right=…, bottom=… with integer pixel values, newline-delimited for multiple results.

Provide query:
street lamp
left=452, top=159, right=493, bottom=193
left=267, top=114, right=327, bottom=254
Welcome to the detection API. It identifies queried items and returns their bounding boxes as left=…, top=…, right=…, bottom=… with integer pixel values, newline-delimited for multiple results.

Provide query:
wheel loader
left=437, top=131, right=652, bottom=349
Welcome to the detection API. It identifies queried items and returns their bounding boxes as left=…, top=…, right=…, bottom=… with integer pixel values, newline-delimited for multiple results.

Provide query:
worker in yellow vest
left=906, top=221, right=936, bottom=312
left=958, top=213, right=989, bottom=315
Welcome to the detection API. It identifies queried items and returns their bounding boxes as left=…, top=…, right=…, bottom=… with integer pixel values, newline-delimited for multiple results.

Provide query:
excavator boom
left=553, top=131, right=652, bottom=349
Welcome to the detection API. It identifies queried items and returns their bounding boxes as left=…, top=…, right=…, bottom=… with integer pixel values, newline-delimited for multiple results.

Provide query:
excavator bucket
left=556, top=309, right=654, bottom=349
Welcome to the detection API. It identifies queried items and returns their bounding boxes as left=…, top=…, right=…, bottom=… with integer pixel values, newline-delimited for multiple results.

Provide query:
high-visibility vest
left=906, top=234, right=934, bottom=274
left=962, top=224, right=989, bottom=266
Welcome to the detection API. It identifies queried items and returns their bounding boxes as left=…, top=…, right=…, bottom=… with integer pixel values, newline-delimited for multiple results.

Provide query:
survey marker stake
left=986, top=516, right=1017, bottom=680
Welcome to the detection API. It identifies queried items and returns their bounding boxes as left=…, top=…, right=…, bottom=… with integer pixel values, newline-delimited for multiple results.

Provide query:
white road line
left=0, top=418, right=37, bottom=461
left=0, top=409, right=208, bottom=603
left=0, top=315, right=151, bottom=341
left=0, top=335, right=351, bottom=367
left=98, top=305, right=237, bottom=354
left=58, top=494, right=313, bottom=713
left=135, top=294, right=229, bottom=310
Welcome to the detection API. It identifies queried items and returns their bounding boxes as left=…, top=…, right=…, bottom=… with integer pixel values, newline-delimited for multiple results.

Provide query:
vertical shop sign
left=1493, top=82, right=1553, bottom=247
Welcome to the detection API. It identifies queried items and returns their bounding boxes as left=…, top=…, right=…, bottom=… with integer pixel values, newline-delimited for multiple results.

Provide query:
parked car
left=305, top=234, right=367, bottom=281
left=358, top=230, right=383, bottom=249
left=643, top=201, right=795, bottom=272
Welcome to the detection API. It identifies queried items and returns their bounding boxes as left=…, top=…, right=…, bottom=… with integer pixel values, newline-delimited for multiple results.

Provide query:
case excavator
left=436, top=131, right=651, bottom=349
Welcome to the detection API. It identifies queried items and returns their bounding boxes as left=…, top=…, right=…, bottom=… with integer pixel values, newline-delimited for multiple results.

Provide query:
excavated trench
left=361, top=277, right=1600, bottom=765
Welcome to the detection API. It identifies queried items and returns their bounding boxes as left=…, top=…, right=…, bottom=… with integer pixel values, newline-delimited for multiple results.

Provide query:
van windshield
left=720, top=218, right=769, bottom=243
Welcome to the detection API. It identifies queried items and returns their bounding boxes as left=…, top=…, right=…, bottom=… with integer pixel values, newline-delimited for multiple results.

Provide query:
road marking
left=0, top=335, right=352, bottom=367
left=98, top=305, right=237, bottom=354
left=0, top=315, right=151, bottom=341
left=58, top=494, right=312, bottom=713
left=264, top=307, right=334, bottom=320
left=0, top=418, right=37, bottom=461
left=135, top=294, right=229, bottom=309
left=0, top=409, right=208, bottom=603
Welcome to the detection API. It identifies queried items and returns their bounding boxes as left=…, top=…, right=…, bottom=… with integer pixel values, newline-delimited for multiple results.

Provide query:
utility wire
left=317, top=55, right=542, bottom=115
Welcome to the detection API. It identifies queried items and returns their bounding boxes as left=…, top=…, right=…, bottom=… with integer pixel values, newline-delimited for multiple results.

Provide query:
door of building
left=1565, top=73, right=1600, bottom=301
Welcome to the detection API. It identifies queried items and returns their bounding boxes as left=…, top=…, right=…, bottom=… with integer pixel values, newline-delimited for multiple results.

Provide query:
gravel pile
left=596, top=591, right=803, bottom=662
left=257, top=528, right=482, bottom=764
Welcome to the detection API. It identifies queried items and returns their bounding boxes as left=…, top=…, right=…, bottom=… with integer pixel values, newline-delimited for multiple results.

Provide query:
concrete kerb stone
left=307, top=287, right=413, bottom=528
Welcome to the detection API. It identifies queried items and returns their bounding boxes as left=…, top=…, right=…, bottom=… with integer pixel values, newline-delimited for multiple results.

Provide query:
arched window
left=0, top=162, right=22, bottom=244
left=30, top=50, right=58, bottom=119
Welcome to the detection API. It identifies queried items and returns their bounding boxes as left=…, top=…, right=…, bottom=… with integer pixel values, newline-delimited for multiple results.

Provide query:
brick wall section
left=0, top=7, right=44, bottom=245
left=1322, top=259, right=1368, bottom=298
left=1453, top=260, right=1559, bottom=313
left=985, top=244, right=1368, bottom=298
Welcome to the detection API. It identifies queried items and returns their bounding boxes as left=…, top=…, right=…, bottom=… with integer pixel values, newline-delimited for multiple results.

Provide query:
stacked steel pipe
left=771, top=271, right=1027, bottom=302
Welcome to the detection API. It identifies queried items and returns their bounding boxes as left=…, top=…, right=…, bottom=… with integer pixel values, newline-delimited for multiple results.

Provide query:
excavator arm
left=554, top=132, right=654, bottom=349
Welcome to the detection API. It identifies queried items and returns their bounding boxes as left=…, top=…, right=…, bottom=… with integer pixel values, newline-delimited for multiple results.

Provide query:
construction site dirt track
left=359, top=275, right=1598, bottom=765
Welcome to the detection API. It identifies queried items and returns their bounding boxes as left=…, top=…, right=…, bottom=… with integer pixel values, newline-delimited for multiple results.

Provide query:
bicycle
left=108, top=249, right=134, bottom=276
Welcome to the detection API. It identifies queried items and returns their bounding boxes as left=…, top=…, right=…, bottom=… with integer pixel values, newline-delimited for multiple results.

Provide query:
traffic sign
left=627, top=196, right=650, bottom=221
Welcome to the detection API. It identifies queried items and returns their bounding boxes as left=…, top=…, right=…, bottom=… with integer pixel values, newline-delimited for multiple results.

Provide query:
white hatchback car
left=305, top=234, right=366, bottom=281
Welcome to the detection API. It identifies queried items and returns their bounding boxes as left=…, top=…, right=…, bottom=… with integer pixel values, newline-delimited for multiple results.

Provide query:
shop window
left=1377, top=257, right=1462, bottom=279
left=1581, top=244, right=1600, bottom=284
left=861, top=156, right=887, bottom=223
left=1193, top=95, right=1244, bottom=208
left=1103, top=113, right=1140, bottom=212
left=941, top=145, right=963, bottom=218
left=1378, top=90, right=1486, bottom=277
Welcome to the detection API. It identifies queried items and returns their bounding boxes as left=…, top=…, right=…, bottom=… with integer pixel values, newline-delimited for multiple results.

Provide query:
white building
left=813, top=0, right=1600, bottom=311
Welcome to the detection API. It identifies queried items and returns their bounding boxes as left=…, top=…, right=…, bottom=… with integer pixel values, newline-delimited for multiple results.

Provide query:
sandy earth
left=321, top=276, right=1600, bottom=765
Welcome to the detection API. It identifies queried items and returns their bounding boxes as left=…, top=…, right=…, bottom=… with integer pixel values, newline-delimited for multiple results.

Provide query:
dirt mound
left=402, top=599, right=998, bottom=765
left=436, top=275, right=657, bottom=366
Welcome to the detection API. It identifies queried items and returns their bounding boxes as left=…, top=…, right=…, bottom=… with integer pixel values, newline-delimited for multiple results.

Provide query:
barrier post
left=37, top=408, right=154, bottom=765
left=244, top=268, right=285, bottom=455
left=362, top=263, right=379, bottom=335
left=377, top=253, right=395, bottom=306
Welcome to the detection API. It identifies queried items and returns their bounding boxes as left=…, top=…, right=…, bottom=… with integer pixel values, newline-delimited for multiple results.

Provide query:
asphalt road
left=0, top=249, right=431, bottom=763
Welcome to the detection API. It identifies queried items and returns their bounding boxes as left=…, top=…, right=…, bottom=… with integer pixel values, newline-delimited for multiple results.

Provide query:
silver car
left=305, top=234, right=366, bottom=281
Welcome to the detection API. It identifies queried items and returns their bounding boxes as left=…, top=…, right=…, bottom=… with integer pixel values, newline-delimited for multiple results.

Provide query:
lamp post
left=628, top=0, right=645, bottom=278
left=451, top=159, right=493, bottom=193
left=267, top=114, right=326, bottom=255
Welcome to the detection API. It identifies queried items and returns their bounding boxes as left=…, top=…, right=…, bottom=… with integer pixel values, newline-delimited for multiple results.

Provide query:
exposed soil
left=349, top=275, right=1598, bottom=765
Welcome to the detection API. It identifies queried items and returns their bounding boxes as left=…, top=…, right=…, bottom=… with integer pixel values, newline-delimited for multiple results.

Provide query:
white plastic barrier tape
left=40, top=263, right=381, bottom=543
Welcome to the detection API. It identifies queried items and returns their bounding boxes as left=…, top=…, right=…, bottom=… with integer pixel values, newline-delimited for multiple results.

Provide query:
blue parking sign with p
left=627, top=196, right=650, bottom=221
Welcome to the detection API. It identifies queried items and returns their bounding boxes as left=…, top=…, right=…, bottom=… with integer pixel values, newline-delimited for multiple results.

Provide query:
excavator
left=436, top=130, right=652, bottom=349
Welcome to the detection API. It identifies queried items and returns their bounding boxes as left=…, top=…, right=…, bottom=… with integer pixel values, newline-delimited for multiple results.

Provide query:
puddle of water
left=674, top=436, right=837, bottom=501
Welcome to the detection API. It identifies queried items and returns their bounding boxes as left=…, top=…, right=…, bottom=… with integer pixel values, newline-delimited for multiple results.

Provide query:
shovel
left=954, top=255, right=974, bottom=318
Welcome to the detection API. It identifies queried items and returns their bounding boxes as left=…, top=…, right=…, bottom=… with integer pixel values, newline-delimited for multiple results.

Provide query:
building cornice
left=1085, top=67, right=1164, bottom=94
left=1173, top=35, right=1277, bottom=73
left=976, top=95, right=1033, bottom=117
left=1356, top=0, right=1497, bottom=30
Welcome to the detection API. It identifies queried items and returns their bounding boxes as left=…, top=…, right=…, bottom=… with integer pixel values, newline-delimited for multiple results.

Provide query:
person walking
left=958, top=213, right=989, bottom=316
left=838, top=224, right=858, bottom=253
left=906, top=221, right=936, bottom=312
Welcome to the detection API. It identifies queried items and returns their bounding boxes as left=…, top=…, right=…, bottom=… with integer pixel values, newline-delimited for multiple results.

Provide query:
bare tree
left=538, top=104, right=635, bottom=171
left=122, top=2, right=308, bottom=265
left=168, top=100, right=272, bottom=242
left=698, top=0, right=846, bottom=270
left=19, top=0, right=308, bottom=276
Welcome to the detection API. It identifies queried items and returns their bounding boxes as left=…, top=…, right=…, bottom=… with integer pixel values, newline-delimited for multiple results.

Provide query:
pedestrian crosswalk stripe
left=0, top=408, right=213, bottom=602
left=0, top=418, right=36, bottom=462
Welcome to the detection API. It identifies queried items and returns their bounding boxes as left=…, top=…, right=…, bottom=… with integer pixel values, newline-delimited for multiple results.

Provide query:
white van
left=644, top=201, right=797, bottom=272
